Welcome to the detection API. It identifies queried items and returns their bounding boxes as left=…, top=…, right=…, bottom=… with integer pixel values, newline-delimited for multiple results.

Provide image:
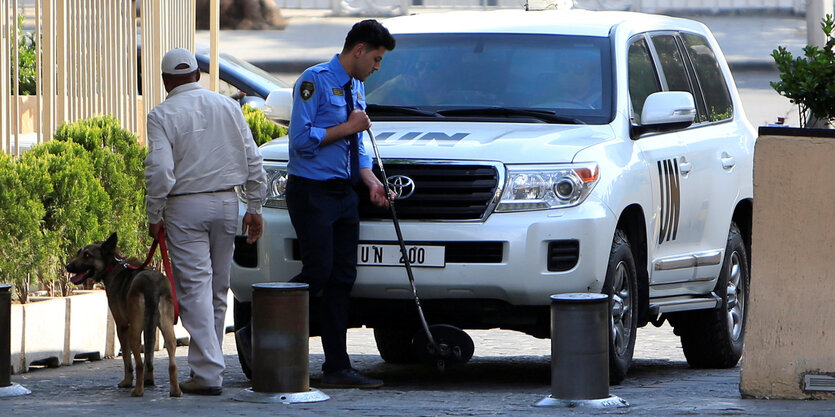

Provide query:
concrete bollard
left=0, top=284, right=31, bottom=397
left=535, top=293, right=627, bottom=409
left=233, top=282, right=328, bottom=404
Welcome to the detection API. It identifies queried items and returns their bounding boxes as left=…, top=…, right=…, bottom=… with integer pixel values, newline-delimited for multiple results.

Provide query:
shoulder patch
left=300, top=81, right=315, bottom=101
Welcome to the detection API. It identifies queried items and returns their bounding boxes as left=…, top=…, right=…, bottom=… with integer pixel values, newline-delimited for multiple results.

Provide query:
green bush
left=243, top=105, right=287, bottom=146
left=9, top=15, right=37, bottom=95
left=53, top=116, right=149, bottom=258
left=0, top=116, right=147, bottom=301
left=22, top=141, right=112, bottom=296
left=771, top=14, right=835, bottom=128
left=0, top=154, right=53, bottom=303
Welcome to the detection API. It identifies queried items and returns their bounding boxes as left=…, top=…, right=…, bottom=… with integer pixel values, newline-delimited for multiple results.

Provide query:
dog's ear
left=101, top=232, right=118, bottom=255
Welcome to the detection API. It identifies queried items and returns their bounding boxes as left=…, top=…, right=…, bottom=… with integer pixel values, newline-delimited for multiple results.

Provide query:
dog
left=65, top=232, right=182, bottom=397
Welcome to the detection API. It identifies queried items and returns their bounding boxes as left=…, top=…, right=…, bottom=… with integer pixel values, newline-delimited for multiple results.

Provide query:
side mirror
left=634, top=91, right=696, bottom=137
left=263, top=88, right=293, bottom=127
left=241, top=96, right=266, bottom=110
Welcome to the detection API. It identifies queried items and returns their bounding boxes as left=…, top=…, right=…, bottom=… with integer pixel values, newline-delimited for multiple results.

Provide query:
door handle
left=679, top=161, right=692, bottom=175
left=721, top=154, right=736, bottom=169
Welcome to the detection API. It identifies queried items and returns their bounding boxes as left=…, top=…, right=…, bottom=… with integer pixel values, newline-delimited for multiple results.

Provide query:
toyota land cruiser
left=234, top=8, right=755, bottom=384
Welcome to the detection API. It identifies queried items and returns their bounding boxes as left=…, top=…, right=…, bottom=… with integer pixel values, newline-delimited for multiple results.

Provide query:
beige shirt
left=145, top=82, right=267, bottom=224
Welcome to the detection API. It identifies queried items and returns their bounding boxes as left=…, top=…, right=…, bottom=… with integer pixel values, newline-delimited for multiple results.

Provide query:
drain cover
left=804, top=374, right=835, bottom=392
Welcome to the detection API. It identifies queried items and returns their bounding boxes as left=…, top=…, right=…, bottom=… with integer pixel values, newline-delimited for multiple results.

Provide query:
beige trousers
left=164, top=190, right=238, bottom=387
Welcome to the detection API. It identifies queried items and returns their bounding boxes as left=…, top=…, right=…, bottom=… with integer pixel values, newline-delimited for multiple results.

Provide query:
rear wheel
left=373, top=326, right=420, bottom=364
left=233, top=298, right=253, bottom=379
left=672, top=222, right=749, bottom=368
left=603, top=229, right=638, bottom=385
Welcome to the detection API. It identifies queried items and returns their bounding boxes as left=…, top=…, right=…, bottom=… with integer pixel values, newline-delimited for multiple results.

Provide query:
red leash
left=128, top=228, right=180, bottom=324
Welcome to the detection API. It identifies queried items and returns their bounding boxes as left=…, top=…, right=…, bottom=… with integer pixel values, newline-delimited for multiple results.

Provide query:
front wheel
left=672, top=222, right=749, bottom=368
left=603, top=230, right=639, bottom=385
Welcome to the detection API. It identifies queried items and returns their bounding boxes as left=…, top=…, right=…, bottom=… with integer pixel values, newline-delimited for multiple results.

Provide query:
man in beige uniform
left=145, top=48, right=267, bottom=395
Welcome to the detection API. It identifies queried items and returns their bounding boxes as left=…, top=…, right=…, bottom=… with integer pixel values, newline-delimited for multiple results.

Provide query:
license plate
left=358, top=244, right=445, bottom=267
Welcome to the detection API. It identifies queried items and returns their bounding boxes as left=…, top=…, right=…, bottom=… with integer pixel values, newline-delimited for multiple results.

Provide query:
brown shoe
left=179, top=379, right=222, bottom=396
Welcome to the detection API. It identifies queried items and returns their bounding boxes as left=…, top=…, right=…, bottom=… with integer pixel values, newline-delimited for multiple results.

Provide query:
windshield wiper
left=366, top=104, right=442, bottom=118
left=437, top=107, right=585, bottom=124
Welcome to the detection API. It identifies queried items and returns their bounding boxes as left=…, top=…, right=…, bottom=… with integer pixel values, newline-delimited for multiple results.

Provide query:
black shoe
left=179, top=379, right=222, bottom=395
left=321, top=368, right=383, bottom=389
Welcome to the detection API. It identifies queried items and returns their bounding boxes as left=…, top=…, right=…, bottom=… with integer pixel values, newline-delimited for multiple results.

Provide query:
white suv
left=235, top=8, right=755, bottom=383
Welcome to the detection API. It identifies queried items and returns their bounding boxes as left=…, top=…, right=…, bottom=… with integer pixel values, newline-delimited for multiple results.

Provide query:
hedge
left=0, top=108, right=277, bottom=302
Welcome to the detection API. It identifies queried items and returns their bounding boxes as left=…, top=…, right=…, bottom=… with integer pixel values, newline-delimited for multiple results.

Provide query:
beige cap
left=161, top=48, right=198, bottom=75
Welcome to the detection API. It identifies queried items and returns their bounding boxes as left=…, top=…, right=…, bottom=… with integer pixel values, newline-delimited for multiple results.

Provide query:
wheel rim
left=610, top=260, right=633, bottom=356
left=726, top=250, right=745, bottom=341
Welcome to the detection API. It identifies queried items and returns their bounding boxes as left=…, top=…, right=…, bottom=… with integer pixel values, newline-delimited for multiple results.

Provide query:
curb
left=727, top=60, right=777, bottom=72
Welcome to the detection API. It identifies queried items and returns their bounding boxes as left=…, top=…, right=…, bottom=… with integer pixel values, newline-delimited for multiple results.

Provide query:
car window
left=651, top=34, right=704, bottom=123
left=627, top=37, right=661, bottom=124
left=650, top=35, right=691, bottom=93
left=680, top=33, right=733, bottom=121
left=198, top=71, right=242, bottom=98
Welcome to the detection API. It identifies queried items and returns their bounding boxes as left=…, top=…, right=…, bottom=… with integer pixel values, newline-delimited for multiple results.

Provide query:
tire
left=603, top=229, right=639, bottom=385
left=674, top=222, right=749, bottom=369
left=373, top=326, right=420, bottom=364
left=233, top=298, right=253, bottom=379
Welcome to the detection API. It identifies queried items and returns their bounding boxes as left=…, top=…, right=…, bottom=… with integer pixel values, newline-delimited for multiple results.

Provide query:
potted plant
left=740, top=14, right=835, bottom=400
left=770, top=14, right=835, bottom=128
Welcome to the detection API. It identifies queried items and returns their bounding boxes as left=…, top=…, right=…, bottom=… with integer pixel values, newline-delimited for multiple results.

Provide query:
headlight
left=495, top=163, right=599, bottom=212
left=236, top=161, right=288, bottom=209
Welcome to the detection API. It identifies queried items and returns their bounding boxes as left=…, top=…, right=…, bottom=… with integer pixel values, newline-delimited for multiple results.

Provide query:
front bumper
left=230, top=197, right=616, bottom=309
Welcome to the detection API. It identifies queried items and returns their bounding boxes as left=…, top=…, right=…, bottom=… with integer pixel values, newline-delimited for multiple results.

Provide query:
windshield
left=365, top=33, right=613, bottom=124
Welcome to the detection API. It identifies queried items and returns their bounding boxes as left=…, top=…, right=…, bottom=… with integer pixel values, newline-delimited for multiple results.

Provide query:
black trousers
left=286, top=175, right=359, bottom=373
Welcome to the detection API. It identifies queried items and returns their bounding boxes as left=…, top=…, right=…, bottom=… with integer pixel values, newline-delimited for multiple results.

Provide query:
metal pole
left=0, top=284, right=31, bottom=397
left=807, top=0, right=833, bottom=48
left=535, top=293, right=627, bottom=409
left=233, top=283, right=328, bottom=404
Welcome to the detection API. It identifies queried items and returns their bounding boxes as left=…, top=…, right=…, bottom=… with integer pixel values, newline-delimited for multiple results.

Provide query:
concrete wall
left=740, top=133, right=835, bottom=399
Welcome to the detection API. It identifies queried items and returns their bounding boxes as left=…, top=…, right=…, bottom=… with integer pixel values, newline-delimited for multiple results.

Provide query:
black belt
left=169, top=187, right=235, bottom=197
left=288, top=175, right=352, bottom=191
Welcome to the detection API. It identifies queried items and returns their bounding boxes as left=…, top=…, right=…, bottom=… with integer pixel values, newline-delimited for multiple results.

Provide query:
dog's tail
left=143, top=281, right=161, bottom=367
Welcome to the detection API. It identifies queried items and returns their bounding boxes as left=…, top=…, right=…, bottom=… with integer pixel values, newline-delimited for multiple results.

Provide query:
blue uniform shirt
left=288, top=54, right=372, bottom=181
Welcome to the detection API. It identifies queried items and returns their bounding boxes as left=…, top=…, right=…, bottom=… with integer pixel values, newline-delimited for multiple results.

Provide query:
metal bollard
left=535, top=293, right=627, bottom=409
left=233, top=282, right=328, bottom=404
left=0, top=284, right=31, bottom=397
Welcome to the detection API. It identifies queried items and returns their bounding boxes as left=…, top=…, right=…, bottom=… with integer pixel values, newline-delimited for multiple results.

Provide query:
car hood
left=260, top=122, right=615, bottom=164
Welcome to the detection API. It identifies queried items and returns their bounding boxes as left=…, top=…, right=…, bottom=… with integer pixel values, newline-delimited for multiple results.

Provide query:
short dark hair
left=343, top=19, right=396, bottom=53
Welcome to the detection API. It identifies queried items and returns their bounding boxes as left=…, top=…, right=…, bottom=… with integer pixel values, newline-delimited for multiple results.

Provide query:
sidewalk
left=196, top=8, right=809, bottom=79
left=5, top=325, right=835, bottom=416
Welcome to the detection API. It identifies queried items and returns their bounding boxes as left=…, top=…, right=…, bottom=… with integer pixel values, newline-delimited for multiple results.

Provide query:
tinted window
left=681, top=33, right=733, bottom=121
left=651, top=34, right=691, bottom=93
left=627, top=38, right=661, bottom=124
left=365, top=34, right=613, bottom=124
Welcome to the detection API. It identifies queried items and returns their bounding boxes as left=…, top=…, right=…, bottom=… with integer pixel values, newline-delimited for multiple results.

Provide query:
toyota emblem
left=386, top=175, right=416, bottom=200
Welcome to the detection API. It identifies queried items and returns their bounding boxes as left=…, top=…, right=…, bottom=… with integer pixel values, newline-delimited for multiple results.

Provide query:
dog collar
left=104, top=257, right=129, bottom=274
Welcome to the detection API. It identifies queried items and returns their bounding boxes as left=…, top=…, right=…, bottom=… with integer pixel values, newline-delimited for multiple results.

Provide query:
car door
left=673, top=32, right=744, bottom=282
left=627, top=34, right=694, bottom=287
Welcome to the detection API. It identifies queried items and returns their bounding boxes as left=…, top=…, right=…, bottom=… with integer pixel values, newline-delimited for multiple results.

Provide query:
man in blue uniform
left=287, top=19, right=395, bottom=388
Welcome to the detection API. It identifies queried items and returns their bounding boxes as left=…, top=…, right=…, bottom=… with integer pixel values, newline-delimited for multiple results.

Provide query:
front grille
left=547, top=240, right=579, bottom=272
left=292, top=240, right=503, bottom=264
left=359, top=162, right=500, bottom=220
